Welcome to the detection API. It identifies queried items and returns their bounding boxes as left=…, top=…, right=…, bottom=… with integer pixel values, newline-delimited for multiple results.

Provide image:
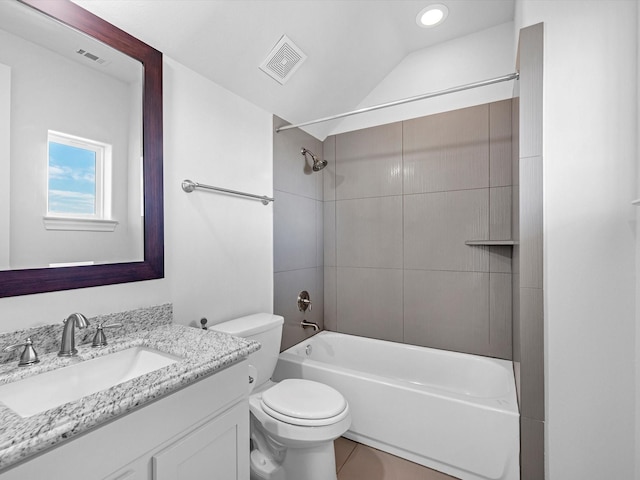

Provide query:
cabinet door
left=153, top=402, right=249, bottom=480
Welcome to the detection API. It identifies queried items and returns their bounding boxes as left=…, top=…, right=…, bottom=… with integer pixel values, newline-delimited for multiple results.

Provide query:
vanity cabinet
left=153, top=402, right=246, bottom=480
left=0, top=360, right=250, bottom=480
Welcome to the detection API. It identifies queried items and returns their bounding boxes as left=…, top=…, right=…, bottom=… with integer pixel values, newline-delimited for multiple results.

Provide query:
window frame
left=44, top=130, right=117, bottom=232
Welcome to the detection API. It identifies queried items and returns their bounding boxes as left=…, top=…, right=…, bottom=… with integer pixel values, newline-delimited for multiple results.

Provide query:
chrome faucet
left=59, top=313, right=90, bottom=357
left=300, top=320, right=319, bottom=331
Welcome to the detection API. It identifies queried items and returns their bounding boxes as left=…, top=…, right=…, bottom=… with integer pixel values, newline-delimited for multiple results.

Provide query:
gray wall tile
left=273, top=190, right=318, bottom=272
left=490, top=99, right=512, bottom=187
left=521, top=417, right=545, bottom=480
left=273, top=116, right=323, bottom=200
left=512, top=185, right=520, bottom=243
left=518, top=24, right=543, bottom=159
left=314, top=266, right=324, bottom=330
left=273, top=119, right=326, bottom=351
left=404, top=189, right=489, bottom=272
left=337, top=267, right=403, bottom=342
left=323, top=135, right=336, bottom=201
left=512, top=272, right=521, bottom=363
left=275, top=267, right=324, bottom=351
left=510, top=95, right=519, bottom=374
left=514, top=360, right=521, bottom=409
left=318, top=101, right=514, bottom=361
left=324, top=201, right=336, bottom=267
left=520, top=286, right=544, bottom=421
left=403, top=104, right=489, bottom=194
left=513, top=273, right=521, bottom=406
left=316, top=200, right=324, bottom=267
left=512, top=24, right=545, bottom=480
left=324, top=266, right=337, bottom=331
left=511, top=96, right=520, bottom=187
left=511, top=46, right=522, bottom=408
left=516, top=24, right=545, bottom=479
left=490, top=186, right=512, bottom=240
left=490, top=273, right=512, bottom=359
left=335, top=123, right=402, bottom=200
left=520, top=156, right=543, bottom=288
left=404, top=270, right=491, bottom=356
left=489, top=245, right=512, bottom=273
left=336, top=196, right=403, bottom=269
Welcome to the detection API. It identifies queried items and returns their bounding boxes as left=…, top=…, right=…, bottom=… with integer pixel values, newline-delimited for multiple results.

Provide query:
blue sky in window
left=48, top=141, right=96, bottom=214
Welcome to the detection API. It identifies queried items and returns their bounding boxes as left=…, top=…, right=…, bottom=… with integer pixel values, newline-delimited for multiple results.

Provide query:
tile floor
left=334, top=437, right=460, bottom=480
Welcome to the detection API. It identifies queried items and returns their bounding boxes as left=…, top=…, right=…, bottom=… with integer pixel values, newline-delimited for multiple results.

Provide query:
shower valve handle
left=297, top=291, right=312, bottom=312
left=300, top=298, right=312, bottom=311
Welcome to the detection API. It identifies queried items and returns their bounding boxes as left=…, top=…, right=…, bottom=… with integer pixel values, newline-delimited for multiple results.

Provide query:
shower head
left=301, top=148, right=327, bottom=172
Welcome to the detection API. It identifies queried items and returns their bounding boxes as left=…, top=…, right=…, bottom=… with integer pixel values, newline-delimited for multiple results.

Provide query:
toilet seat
left=260, top=379, right=349, bottom=427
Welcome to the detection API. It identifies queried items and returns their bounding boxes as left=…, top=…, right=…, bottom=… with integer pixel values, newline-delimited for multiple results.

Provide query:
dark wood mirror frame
left=1, top=0, right=164, bottom=298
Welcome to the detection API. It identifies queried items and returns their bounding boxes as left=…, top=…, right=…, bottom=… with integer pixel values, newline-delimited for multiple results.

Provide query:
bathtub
left=272, top=331, right=519, bottom=480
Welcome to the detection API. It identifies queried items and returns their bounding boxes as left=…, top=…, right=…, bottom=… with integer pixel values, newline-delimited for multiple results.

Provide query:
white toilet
left=211, top=313, right=351, bottom=480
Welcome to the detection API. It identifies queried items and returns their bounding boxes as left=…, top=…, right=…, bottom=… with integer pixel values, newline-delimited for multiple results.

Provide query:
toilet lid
left=261, top=379, right=348, bottom=426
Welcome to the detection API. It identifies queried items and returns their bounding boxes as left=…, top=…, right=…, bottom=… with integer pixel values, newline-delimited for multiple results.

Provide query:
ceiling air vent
left=76, top=48, right=110, bottom=66
left=259, top=35, right=307, bottom=85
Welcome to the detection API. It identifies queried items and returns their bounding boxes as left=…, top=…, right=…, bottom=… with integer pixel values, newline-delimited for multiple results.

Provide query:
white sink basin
left=0, top=346, right=182, bottom=418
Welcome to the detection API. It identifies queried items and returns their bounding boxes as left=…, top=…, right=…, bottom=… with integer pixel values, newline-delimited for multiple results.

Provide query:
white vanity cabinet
left=0, top=360, right=250, bottom=480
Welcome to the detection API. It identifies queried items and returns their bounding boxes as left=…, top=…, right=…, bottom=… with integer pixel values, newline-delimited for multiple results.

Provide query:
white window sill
left=43, top=216, right=119, bottom=232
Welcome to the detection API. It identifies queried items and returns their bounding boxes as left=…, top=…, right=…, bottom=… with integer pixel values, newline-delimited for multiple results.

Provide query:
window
left=45, top=131, right=116, bottom=231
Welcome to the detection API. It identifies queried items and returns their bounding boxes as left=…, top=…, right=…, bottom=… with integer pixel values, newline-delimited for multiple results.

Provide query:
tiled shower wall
left=324, top=100, right=513, bottom=359
left=273, top=116, right=325, bottom=351
left=514, top=23, right=545, bottom=480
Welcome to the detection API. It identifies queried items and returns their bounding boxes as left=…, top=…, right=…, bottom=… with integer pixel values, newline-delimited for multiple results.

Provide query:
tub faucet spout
left=301, top=320, right=319, bottom=331
left=59, top=313, right=90, bottom=357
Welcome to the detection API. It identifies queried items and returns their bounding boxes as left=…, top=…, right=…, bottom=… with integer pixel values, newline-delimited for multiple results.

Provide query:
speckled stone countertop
left=0, top=304, right=259, bottom=470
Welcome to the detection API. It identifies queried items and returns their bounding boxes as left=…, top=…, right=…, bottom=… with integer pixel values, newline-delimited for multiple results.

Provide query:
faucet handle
left=4, top=337, right=40, bottom=367
left=297, top=290, right=312, bottom=312
left=92, top=322, right=123, bottom=348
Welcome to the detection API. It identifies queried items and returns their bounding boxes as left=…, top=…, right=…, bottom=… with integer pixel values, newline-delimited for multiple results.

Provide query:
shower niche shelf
left=465, top=240, right=516, bottom=246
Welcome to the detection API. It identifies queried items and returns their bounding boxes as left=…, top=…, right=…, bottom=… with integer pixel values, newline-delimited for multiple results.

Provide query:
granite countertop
left=0, top=306, right=259, bottom=471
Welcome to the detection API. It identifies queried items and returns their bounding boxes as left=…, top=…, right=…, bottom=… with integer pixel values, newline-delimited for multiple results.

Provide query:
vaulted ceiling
left=74, top=0, right=514, bottom=138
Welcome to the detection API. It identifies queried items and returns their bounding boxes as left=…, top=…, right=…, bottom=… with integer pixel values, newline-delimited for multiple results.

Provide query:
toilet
left=211, top=313, right=351, bottom=480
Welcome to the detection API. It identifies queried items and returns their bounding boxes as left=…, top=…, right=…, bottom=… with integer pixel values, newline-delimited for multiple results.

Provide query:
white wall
left=637, top=4, right=640, bottom=478
left=0, top=57, right=273, bottom=333
left=328, top=21, right=515, bottom=136
left=515, top=1, right=637, bottom=479
left=0, top=64, right=9, bottom=270
left=163, top=57, right=273, bottom=326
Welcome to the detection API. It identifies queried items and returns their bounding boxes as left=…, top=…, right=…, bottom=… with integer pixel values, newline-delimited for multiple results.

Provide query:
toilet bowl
left=249, top=379, right=351, bottom=480
left=211, top=314, right=351, bottom=480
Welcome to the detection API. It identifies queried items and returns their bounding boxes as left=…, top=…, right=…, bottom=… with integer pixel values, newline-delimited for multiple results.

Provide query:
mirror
left=0, top=0, right=163, bottom=297
left=1, top=0, right=144, bottom=271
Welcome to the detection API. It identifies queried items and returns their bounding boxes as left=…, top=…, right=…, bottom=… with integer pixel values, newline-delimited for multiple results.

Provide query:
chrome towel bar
left=181, top=179, right=274, bottom=205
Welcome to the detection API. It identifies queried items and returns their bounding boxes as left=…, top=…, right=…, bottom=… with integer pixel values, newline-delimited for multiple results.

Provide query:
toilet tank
left=210, top=313, right=283, bottom=390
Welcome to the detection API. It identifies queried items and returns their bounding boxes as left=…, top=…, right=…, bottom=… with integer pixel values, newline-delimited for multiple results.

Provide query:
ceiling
left=0, top=1, right=141, bottom=84
left=73, top=0, right=514, bottom=139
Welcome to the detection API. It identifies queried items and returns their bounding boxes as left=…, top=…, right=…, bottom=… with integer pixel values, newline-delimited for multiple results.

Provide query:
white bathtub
left=273, top=331, right=519, bottom=480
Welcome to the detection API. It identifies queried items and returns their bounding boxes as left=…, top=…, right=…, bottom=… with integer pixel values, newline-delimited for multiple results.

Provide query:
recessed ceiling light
left=416, top=4, right=449, bottom=28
